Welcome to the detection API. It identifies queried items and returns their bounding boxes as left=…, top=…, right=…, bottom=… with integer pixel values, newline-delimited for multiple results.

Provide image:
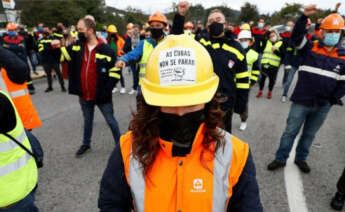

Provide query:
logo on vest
left=333, top=65, right=341, bottom=73
left=190, top=179, right=206, bottom=193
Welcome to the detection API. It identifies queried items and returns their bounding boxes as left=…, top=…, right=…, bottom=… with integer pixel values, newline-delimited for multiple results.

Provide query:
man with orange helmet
left=115, top=10, right=182, bottom=92
left=3, top=23, right=36, bottom=94
left=184, top=21, right=195, bottom=37
left=268, top=5, right=345, bottom=173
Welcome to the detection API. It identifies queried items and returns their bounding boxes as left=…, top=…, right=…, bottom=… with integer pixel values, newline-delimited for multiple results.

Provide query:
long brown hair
left=129, top=94, right=225, bottom=177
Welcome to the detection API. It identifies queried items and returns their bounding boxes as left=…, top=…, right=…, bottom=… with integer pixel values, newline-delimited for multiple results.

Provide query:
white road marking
left=284, top=136, right=309, bottom=212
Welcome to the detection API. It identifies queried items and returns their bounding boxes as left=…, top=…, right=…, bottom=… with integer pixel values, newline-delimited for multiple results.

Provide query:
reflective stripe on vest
left=0, top=130, right=26, bottom=153
left=0, top=74, right=29, bottom=99
left=0, top=91, right=38, bottom=207
left=138, top=40, right=154, bottom=85
left=121, top=125, right=248, bottom=212
left=261, top=40, right=282, bottom=67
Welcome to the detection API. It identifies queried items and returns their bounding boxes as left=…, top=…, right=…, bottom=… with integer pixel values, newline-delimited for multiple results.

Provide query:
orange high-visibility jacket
left=0, top=68, right=42, bottom=130
left=119, top=123, right=251, bottom=212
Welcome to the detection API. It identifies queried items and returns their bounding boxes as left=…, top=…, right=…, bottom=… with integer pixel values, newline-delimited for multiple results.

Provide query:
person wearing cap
left=3, top=22, right=36, bottom=95
left=106, top=25, right=126, bottom=94
left=98, top=34, right=262, bottom=212
left=174, top=2, right=250, bottom=133
left=256, top=29, right=284, bottom=99
left=267, top=5, right=345, bottom=173
left=0, top=90, right=39, bottom=211
left=236, top=30, right=260, bottom=131
left=331, top=168, right=345, bottom=211
left=60, top=18, right=122, bottom=157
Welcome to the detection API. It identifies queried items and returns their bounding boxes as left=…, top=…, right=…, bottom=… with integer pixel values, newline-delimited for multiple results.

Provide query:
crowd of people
left=0, top=1, right=344, bottom=211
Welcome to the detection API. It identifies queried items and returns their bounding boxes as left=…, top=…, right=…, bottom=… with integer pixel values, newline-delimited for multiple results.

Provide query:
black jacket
left=61, top=40, right=119, bottom=104
left=0, top=46, right=29, bottom=84
left=38, top=34, right=62, bottom=64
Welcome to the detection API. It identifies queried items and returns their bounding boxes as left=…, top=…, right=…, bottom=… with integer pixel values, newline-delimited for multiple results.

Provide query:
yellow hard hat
left=141, top=34, right=219, bottom=107
left=107, top=24, right=118, bottom=33
left=241, top=23, right=250, bottom=30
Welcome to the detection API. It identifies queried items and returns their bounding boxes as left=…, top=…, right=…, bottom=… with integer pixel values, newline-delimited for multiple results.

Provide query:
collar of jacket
left=317, top=40, right=345, bottom=56
left=158, top=123, right=206, bottom=157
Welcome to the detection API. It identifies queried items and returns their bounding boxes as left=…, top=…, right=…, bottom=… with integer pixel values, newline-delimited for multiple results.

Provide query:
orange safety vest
left=0, top=68, right=42, bottom=130
left=120, top=123, right=249, bottom=212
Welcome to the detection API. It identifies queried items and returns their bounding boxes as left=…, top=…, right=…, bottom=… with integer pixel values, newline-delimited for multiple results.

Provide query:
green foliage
left=239, top=2, right=259, bottom=23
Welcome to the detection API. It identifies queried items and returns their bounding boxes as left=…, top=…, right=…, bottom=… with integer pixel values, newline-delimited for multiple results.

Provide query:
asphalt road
left=29, top=68, right=344, bottom=212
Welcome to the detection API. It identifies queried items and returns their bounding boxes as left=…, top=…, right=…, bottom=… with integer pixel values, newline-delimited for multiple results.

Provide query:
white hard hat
left=238, top=30, right=252, bottom=39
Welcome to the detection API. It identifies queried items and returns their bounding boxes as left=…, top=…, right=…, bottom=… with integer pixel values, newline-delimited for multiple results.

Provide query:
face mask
left=270, top=36, right=277, bottom=43
left=159, top=109, right=205, bottom=145
left=43, top=32, right=50, bottom=37
left=71, top=27, right=75, bottom=32
left=151, top=28, right=164, bottom=39
left=258, top=23, right=264, bottom=29
left=185, top=29, right=192, bottom=35
left=78, top=32, right=87, bottom=42
left=111, top=33, right=117, bottom=38
left=195, top=27, right=201, bottom=34
left=63, top=33, right=69, bottom=39
left=240, top=41, right=250, bottom=49
left=286, top=26, right=292, bottom=32
left=209, top=22, right=224, bottom=37
left=323, top=33, right=340, bottom=46
left=8, top=31, right=15, bottom=36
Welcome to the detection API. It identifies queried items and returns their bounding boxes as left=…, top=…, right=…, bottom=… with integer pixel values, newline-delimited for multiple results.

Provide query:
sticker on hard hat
left=158, top=47, right=196, bottom=86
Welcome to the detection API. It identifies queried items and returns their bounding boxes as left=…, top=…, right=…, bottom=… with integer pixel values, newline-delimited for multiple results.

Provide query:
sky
left=105, top=0, right=345, bottom=15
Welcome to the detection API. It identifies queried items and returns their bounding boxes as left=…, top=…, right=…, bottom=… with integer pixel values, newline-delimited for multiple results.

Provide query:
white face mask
left=240, top=41, right=250, bottom=49
left=285, top=26, right=292, bottom=32
left=258, top=23, right=264, bottom=29
left=270, top=36, right=277, bottom=43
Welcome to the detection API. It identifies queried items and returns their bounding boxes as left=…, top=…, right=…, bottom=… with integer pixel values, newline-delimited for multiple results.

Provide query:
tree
left=239, top=2, right=259, bottom=23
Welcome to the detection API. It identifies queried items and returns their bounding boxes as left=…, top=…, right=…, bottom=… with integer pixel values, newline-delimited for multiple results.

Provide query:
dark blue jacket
left=291, top=14, right=345, bottom=106
left=98, top=143, right=263, bottom=212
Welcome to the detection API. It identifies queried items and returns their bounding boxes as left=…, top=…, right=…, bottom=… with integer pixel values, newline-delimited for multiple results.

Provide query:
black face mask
left=63, top=33, right=68, bottom=39
left=151, top=28, right=164, bottom=40
left=209, top=22, right=224, bottom=37
left=111, top=33, right=117, bottom=38
left=78, top=32, right=87, bottom=42
left=43, top=32, right=50, bottom=37
left=195, top=27, right=202, bottom=34
left=159, top=109, right=205, bottom=146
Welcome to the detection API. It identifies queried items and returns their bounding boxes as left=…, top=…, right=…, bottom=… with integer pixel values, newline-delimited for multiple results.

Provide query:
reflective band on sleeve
left=72, top=45, right=80, bottom=51
left=129, top=155, right=146, bottom=212
left=222, top=44, right=245, bottom=61
left=340, top=75, right=345, bottom=81
left=0, top=153, right=32, bottom=177
left=212, top=43, right=220, bottom=49
left=109, top=67, right=121, bottom=72
left=109, top=72, right=121, bottom=79
left=10, top=89, right=28, bottom=98
left=0, top=131, right=26, bottom=153
left=212, top=131, right=233, bottom=212
left=139, top=64, right=146, bottom=68
left=95, top=53, right=111, bottom=62
left=299, top=65, right=341, bottom=80
left=236, top=83, right=250, bottom=89
left=252, top=70, right=260, bottom=75
left=236, top=72, right=249, bottom=79
left=261, top=57, right=281, bottom=63
left=297, top=37, right=308, bottom=49
left=0, top=74, right=9, bottom=93
left=200, top=38, right=211, bottom=46
left=251, top=75, right=258, bottom=81
left=61, top=47, right=71, bottom=61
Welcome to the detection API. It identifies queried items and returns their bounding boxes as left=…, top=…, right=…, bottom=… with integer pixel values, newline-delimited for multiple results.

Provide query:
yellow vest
left=261, top=40, right=283, bottom=67
left=0, top=91, right=38, bottom=207
left=138, top=40, right=155, bottom=85
left=246, top=49, right=259, bottom=83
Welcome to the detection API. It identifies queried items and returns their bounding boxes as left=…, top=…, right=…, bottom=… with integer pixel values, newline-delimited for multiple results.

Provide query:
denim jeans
left=79, top=100, right=121, bottom=146
left=275, top=103, right=331, bottom=162
left=282, top=66, right=298, bottom=97
left=2, top=190, right=38, bottom=212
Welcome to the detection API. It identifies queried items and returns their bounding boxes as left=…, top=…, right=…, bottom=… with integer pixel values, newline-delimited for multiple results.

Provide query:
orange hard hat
left=320, top=13, right=345, bottom=30
left=6, top=22, right=17, bottom=31
left=126, top=23, right=133, bottom=30
left=148, top=11, right=168, bottom=25
left=184, top=21, right=194, bottom=29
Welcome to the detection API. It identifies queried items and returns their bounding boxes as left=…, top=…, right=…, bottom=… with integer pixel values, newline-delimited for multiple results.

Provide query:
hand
left=304, top=4, right=317, bottom=17
left=178, top=1, right=189, bottom=16
left=51, top=40, right=61, bottom=48
left=271, top=46, right=276, bottom=52
left=335, top=2, right=341, bottom=12
left=115, top=60, right=126, bottom=69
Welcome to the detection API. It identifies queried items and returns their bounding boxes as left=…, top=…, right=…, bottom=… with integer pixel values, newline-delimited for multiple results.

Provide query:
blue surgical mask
left=8, top=31, right=15, bottom=36
left=323, top=33, right=340, bottom=46
left=240, top=41, right=250, bottom=49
